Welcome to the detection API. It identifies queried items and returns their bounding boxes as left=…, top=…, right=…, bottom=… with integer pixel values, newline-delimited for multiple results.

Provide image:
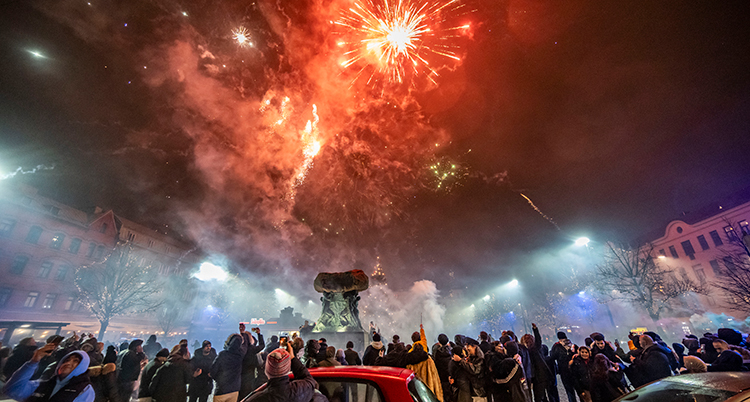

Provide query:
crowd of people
left=0, top=323, right=748, bottom=402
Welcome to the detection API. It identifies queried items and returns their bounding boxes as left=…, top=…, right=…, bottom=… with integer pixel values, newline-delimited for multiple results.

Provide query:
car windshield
left=407, top=377, right=440, bottom=402
left=616, top=380, right=739, bottom=402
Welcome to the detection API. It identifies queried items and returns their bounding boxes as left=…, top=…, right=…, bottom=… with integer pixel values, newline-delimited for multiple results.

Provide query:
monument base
left=310, top=330, right=370, bottom=355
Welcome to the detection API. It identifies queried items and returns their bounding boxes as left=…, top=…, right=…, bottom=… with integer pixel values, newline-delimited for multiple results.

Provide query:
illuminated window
left=724, top=225, right=738, bottom=241
left=709, top=230, right=723, bottom=246
left=669, top=246, right=679, bottom=259
left=49, top=233, right=65, bottom=249
left=10, top=255, right=29, bottom=275
left=658, top=249, right=666, bottom=257
left=25, top=226, right=43, bottom=244
left=24, top=291, right=39, bottom=307
left=696, top=235, right=710, bottom=251
left=69, top=238, right=82, bottom=254
left=0, top=218, right=16, bottom=236
left=38, top=261, right=53, bottom=278
left=741, top=221, right=750, bottom=236
left=42, top=293, right=56, bottom=309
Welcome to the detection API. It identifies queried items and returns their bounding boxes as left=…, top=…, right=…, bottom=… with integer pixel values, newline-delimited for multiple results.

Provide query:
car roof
left=650, top=373, right=750, bottom=393
left=309, top=366, right=413, bottom=380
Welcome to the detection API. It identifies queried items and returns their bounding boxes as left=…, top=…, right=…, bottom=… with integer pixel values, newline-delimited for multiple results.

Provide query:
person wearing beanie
left=551, top=332, right=577, bottom=402
left=245, top=345, right=321, bottom=402
left=138, top=349, right=169, bottom=402
left=344, top=341, right=361, bottom=366
left=189, top=342, right=216, bottom=402
left=117, top=339, right=147, bottom=402
left=362, top=334, right=384, bottom=366
left=211, top=334, right=246, bottom=402
left=432, top=334, right=453, bottom=401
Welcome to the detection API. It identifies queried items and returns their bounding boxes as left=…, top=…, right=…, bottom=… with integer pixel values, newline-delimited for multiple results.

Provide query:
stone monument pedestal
left=312, top=330, right=370, bottom=355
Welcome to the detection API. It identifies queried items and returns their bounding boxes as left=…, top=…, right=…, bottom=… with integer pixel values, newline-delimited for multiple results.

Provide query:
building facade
left=648, top=197, right=750, bottom=318
left=0, top=184, right=198, bottom=343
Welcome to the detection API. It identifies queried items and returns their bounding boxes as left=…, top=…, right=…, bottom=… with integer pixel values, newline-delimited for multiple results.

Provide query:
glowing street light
left=574, top=237, right=590, bottom=247
left=508, top=279, right=519, bottom=287
left=483, top=295, right=490, bottom=301
left=193, top=262, right=229, bottom=282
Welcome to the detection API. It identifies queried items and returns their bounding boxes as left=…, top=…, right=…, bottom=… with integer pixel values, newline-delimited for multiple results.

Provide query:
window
left=24, top=291, right=39, bottom=307
left=86, top=242, right=96, bottom=257
left=38, top=261, right=53, bottom=278
left=0, top=287, right=11, bottom=307
left=147, top=239, right=154, bottom=248
left=49, top=206, right=60, bottom=216
left=723, top=256, right=735, bottom=271
left=0, top=218, right=16, bottom=236
left=658, top=249, right=666, bottom=257
left=165, top=246, right=171, bottom=254
left=25, top=226, right=43, bottom=243
left=64, top=296, right=75, bottom=311
left=10, top=255, right=29, bottom=275
left=69, top=238, right=82, bottom=254
left=95, top=245, right=105, bottom=259
left=709, top=260, right=722, bottom=276
left=56, top=265, right=69, bottom=281
left=42, top=293, right=56, bottom=309
left=408, top=378, right=439, bottom=402
left=669, top=246, right=679, bottom=259
left=100, top=223, right=108, bottom=233
left=49, top=233, right=65, bottom=249
left=317, top=379, right=385, bottom=402
left=724, top=225, right=738, bottom=241
left=692, top=265, right=706, bottom=283
left=709, top=230, right=723, bottom=246
left=127, top=232, right=136, bottom=241
left=741, top=220, right=750, bottom=236
left=697, top=235, right=710, bottom=251
left=681, top=240, right=696, bottom=260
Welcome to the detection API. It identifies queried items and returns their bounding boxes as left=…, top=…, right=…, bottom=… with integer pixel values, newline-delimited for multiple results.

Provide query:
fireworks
left=427, top=156, right=468, bottom=191
left=290, top=105, right=322, bottom=200
left=336, top=0, right=469, bottom=85
left=519, top=193, right=560, bottom=231
left=232, top=26, right=252, bottom=47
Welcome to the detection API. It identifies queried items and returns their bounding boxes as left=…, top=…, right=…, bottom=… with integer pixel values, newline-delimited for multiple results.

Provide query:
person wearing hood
left=344, top=341, right=361, bottom=366
left=628, top=335, right=671, bottom=387
left=3, top=343, right=94, bottom=402
left=142, top=336, right=162, bottom=361
left=682, top=337, right=700, bottom=357
left=708, top=340, right=743, bottom=372
left=31, top=336, right=66, bottom=381
left=264, top=336, right=280, bottom=355
left=550, top=331, right=577, bottom=402
left=4, top=338, right=38, bottom=380
left=239, top=324, right=265, bottom=397
left=433, top=334, right=453, bottom=402
left=210, top=333, right=246, bottom=402
left=362, top=334, right=384, bottom=366
left=138, top=349, right=169, bottom=402
left=116, top=339, right=147, bottom=402
left=148, top=347, right=199, bottom=402
left=245, top=345, right=325, bottom=402
left=189, top=341, right=216, bottom=402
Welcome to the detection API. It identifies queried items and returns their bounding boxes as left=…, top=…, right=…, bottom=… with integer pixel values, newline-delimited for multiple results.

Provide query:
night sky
left=1, top=0, right=749, bottom=296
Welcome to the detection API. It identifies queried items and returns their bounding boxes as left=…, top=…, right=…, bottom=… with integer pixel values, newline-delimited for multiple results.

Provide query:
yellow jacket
left=407, top=325, right=443, bottom=402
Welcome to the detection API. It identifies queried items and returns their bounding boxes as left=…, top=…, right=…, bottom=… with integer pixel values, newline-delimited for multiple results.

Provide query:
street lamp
left=508, top=279, right=519, bottom=287
left=193, top=262, right=229, bottom=282
left=574, top=237, right=590, bottom=247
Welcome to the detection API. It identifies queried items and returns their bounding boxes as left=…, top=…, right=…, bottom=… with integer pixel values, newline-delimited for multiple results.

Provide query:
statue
left=312, top=270, right=369, bottom=332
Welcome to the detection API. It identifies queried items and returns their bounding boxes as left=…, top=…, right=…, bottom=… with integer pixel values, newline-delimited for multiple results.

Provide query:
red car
left=247, top=366, right=441, bottom=402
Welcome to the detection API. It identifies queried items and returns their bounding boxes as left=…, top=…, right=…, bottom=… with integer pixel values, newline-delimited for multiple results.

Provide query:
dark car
left=244, top=366, right=439, bottom=402
left=614, top=372, right=750, bottom=402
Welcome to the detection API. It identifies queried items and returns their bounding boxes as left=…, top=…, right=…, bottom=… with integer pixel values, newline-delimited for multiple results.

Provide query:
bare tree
left=713, top=222, right=750, bottom=313
left=155, top=275, right=195, bottom=336
left=596, top=242, right=708, bottom=322
left=75, top=242, right=162, bottom=337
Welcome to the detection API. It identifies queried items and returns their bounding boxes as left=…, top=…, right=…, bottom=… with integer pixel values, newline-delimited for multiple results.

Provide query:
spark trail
left=1, top=165, right=55, bottom=180
left=519, top=192, right=560, bottom=231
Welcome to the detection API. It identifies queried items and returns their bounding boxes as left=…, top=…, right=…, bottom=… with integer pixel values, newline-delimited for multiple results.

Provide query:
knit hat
left=557, top=331, right=567, bottom=340
left=372, top=333, right=381, bottom=342
left=438, top=334, right=449, bottom=345
left=156, top=348, right=170, bottom=358
left=265, top=348, right=292, bottom=378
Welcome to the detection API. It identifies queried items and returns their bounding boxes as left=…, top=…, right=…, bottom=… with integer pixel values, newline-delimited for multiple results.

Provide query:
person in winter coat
left=643, top=332, right=678, bottom=372
left=316, top=347, right=341, bottom=367
left=211, top=334, right=246, bottom=402
left=88, top=359, right=118, bottom=402
left=448, top=346, right=471, bottom=402
left=479, top=332, right=492, bottom=355
left=453, top=338, right=486, bottom=401
left=239, top=324, right=265, bottom=399
left=302, top=340, right=320, bottom=368
left=590, top=335, right=622, bottom=365
left=3, top=338, right=38, bottom=381
left=362, top=334, right=385, bottom=366
left=344, top=342, right=361, bottom=366
left=138, top=348, right=169, bottom=402
left=628, top=335, right=671, bottom=387
left=335, top=349, right=348, bottom=366
left=116, top=339, right=146, bottom=402
left=488, top=345, right=531, bottom=402
left=569, top=346, right=593, bottom=402
left=521, top=325, right=557, bottom=402
left=148, top=347, right=197, bottom=402
left=433, top=334, right=453, bottom=402
left=374, top=342, right=428, bottom=368
left=550, top=332, right=577, bottom=402
left=708, top=340, right=743, bottom=372
left=3, top=344, right=94, bottom=402
left=589, top=355, right=625, bottom=402
left=406, top=327, right=443, bottom=402
left=142, top=336, right=162, bottom=361
left=263, top=336, right=280, bottom=355
left=189, top=341, right=216, bottom=402
left=245, top=346, right=326, bottom=402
